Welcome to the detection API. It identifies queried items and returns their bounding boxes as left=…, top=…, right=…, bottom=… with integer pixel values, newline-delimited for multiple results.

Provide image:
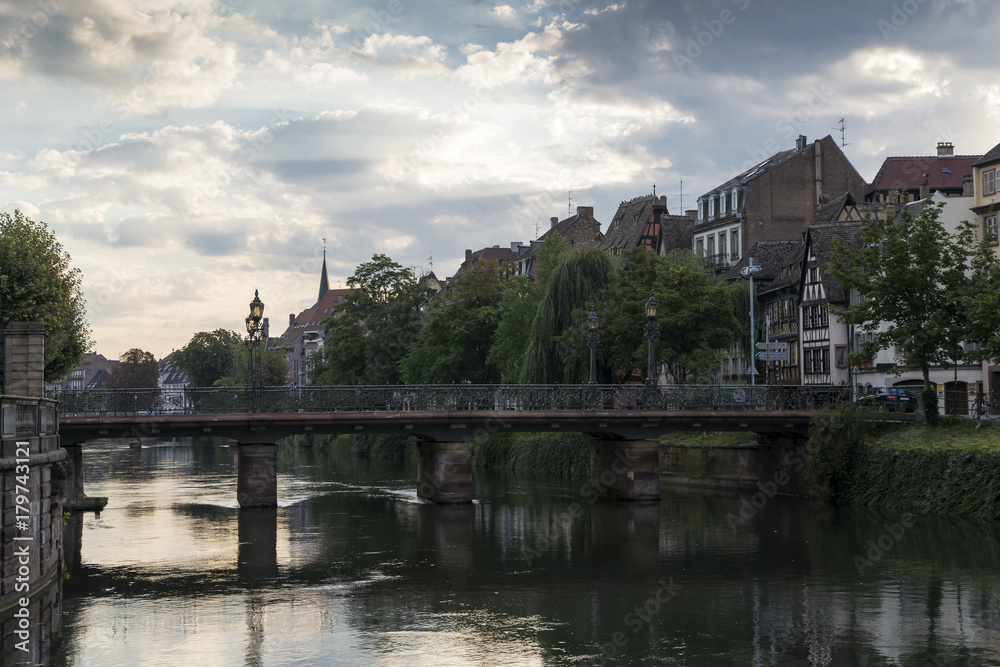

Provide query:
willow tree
left=518, top=248, right=614, bottom=384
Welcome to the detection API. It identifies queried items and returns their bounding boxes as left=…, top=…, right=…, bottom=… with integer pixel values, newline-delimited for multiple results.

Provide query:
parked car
left=858, top=386, right=919, bottom=412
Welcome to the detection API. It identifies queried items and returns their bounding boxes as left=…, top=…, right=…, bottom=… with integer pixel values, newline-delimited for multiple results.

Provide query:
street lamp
left=586, top=307, right=599, bottom=384
left=246, top=290, right=265, bottom=412
left=741, top=258, right=761, bottom=387
left=643, top=291, right=659, bottom=403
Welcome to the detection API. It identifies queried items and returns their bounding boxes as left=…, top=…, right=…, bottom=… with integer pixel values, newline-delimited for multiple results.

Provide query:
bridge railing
left=48, top=384, right=851, bottom=417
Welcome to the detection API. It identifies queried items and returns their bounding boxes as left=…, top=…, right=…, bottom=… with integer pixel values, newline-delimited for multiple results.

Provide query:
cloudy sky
left=2, top=0, right=999, bottom=360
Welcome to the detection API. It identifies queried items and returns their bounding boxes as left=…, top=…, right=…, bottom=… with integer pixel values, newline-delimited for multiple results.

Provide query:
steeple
left=318, top=238, right=329, bottom=304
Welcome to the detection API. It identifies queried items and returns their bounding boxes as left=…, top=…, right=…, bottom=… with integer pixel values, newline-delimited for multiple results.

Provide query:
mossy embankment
left=808, top=406, right=1000, bottom=519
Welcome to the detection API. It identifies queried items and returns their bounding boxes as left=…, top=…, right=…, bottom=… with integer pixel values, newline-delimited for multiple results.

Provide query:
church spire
left=318, top=238, right=329, bottom=303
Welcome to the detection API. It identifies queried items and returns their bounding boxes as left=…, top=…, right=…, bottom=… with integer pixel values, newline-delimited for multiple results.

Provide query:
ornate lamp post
left=246, top=290, right=265, bottom=412
left=741, top=258, right=761, bottom=387
left=643, top=291, right=659, bottom=405
left=586, top=307, right=599, bottom=385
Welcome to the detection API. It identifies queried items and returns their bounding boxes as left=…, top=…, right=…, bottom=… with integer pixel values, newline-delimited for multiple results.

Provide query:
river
left=9, top=439, right=1000, bottom=665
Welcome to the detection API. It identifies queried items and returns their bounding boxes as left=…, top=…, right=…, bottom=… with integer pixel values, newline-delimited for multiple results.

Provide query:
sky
left=2, top=0, right=999, bottom=360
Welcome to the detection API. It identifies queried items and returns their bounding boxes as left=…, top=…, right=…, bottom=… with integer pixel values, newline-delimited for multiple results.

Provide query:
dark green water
left=21, top=441, right=1000, bottom=665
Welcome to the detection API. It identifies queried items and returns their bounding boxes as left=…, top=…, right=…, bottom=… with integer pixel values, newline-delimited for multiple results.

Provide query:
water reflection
left=7, top=440, right=995, bottom=666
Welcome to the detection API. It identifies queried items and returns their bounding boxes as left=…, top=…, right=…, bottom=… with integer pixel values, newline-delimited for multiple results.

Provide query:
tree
left=106, top=348, right=158, bottom=388
left=175, top=329, right=242, bottom=387
left=519, top=248, right=615, bottom=384
left=312, top=254, right=427, bottom=385
left=487, top=233, right=567, bottom=382
left=0, top=210, right=90, bottom=381
left=828, top=199, right=979, bottom=390
left=216, top=344, right=289, bottom=387
left=591, top=248, right=737, bottom=384
left=401, top=260, right=516, bottom=384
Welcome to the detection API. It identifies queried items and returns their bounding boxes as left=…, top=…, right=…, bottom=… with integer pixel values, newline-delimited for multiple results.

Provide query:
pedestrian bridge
left=51, top=384, right=849, bottom=508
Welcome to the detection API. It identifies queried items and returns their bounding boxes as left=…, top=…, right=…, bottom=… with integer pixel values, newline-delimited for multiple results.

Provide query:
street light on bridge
left=586, top=307, right=599, bottom=385
left=246, top=290, right=265, bottom=413
left=643, top=291, right=659, bottom=401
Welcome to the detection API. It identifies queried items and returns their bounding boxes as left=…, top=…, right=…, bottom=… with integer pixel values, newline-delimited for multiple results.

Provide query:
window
left=835, top=345, right=847, bottom=368
left=736, top=189, right=743, bottom=211
left=822, top=348, right=830, bottom=373
left=724, top=193, right=732, bottom=214
left=986, top=215, right=998, bottom=246
left=809, top=267, right=819, bottom=283
left=730, top=229, right=739, bottom=259
left=718, top=232, right=726, bottom=260
left=707, top=236, right=715, bottom=257
left=804, top=351, right=813, bottom=373
left=984, top=169, right=996, bottom=196
left=941, top=166, right=951, bottom=174
left=696, top=238, right=704, bottom=253
left=803, top=307, right=812, bottom=328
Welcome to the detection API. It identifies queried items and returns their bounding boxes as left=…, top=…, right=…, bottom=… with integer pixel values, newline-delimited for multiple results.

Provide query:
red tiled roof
left=869, top=155, right=981, bottom=193
left=277, top=288, right=355, bottom=345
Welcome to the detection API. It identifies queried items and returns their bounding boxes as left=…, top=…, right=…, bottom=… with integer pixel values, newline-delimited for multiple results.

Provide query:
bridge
left=52, top=384, right=846, bottom=508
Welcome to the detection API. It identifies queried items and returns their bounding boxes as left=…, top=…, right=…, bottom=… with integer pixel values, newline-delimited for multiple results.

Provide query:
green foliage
left=921, top=386, right=940, bottom=425
left=592, top=247, right=737, bottom=383
left=175, top=329, right=242, bottom=387
left=106, top=348, right=158, bottom=388
left=807, top=403, right=889, bottom=501
left=828, top=200, right=993, bottom=387
left=843, top=422, right=1000, bottom=519
left=487, top=233, right=567, bottom=382
left=473, top=432, right=591, bottom=477
left=402, top=260, right=516, bottom=383
left=519, top=248, right=614, bottom=384
left=215, top=344, right=288, bottom=387
left=0, top=210, right=90, bottom=381
left=312, top=254, right=427, bottom=385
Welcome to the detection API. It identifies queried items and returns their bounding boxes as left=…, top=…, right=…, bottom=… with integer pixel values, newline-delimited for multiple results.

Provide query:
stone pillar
left=61, top=442, right=108, bottom=511
left=590, top=439, right=660, bottom=501
left=417, top=441, right=472, bottom=503
left=237, top=444, right=278, bottom=508
left=3, top=322, right=46, bottom=398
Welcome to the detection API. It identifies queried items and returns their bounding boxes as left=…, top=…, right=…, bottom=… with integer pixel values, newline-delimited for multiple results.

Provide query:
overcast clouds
left=2, top=0, right=998, bottom=359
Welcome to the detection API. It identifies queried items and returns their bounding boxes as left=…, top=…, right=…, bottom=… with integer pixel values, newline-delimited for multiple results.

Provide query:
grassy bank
left=809, top=409, right=1000, bottom=519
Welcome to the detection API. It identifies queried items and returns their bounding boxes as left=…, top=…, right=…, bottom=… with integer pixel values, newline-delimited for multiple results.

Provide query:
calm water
left=11, top=440, right=1000, bottom=665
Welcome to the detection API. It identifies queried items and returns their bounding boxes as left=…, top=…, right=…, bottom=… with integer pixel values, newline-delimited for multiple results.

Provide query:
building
left=970, top=140, right=1000, bottom=396
left=45, top=352, right=116, bottom=392
left=515, top=206, right=603, bottom=280
left=157, top=350, right=190, bottom=411
left=694, top=135, right=867, bottom=273
left=277, top=251, right=354, bottom=387
left=867, top=141, right=979, bottom=204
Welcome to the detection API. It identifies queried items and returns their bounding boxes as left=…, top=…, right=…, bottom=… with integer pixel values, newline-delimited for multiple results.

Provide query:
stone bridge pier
left=236, top=442, right=279, bottom=509
left=417, top=441, right=472, bottom=503
left=590, top=439, right=660, bottom=501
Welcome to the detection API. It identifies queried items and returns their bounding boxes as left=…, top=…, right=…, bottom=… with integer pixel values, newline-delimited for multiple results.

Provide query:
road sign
left=756, top=342, right=788, bottom=352
left=746, top=366, right=758, bottom=375
left=756, top=351, right=788, bottom=362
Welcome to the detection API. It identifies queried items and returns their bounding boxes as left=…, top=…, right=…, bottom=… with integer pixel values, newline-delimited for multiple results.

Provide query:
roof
left=972, top=141, right=1000, bottom=168
left=157, top=351, right=190, bottom=386
left=805, top=221, right=864, bottom=304
left=600, top=194, right=665, bottom=252
left=700, top=137, right=844, bottom=199
left=276, top=287, right=355, bottom=347
left=723, top=240, right=802, bottom=283
left=869, top=154, right=981, bottom=193
left=462, top=246, right=516, bottom=267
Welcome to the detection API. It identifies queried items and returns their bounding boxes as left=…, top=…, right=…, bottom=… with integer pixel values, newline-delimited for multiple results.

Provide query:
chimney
left=510, top=241, right=521, bottom=252
left=686, top=210, right=697, bottom=219
left=660, top=195, right=667, bottom=208
left=289, top=313, right=295, bottom=326
left=465, top=249, right=472, bottom=263
left=576, top=206, right=594, bottom=218
left=937, top=141, right=954, bottom=157
left=550, top=216, right=559, bottom=228
left=795, top=134, right=807, bottom=150
left=814, top=136, right=823, bottom=208
left=963, top=175, right=974, bottom=196
left=920, top=179, right=930, bottom=199
left=262, top=317, right=269, bottom=341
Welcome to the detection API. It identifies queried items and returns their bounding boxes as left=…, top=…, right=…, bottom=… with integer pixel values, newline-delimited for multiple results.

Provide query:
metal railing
left=48, top=384, right=852, bottom=417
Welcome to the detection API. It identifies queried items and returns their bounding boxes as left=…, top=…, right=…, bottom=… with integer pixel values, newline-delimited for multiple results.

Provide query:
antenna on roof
left=675, top=178, right=684, bottom=213
left=428, top=251, right=434, bottom=272
left=568, top=190, right=574, bottom=217
left=833, top=118, right=850, bottom=149
left=653, top=183, right=656, bottom=197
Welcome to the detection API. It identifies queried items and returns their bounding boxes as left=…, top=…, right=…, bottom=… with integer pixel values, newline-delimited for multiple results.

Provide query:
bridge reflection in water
left=23, top=440, right=1000, bottom=666
left=51, top=384, right=852, bottom=509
